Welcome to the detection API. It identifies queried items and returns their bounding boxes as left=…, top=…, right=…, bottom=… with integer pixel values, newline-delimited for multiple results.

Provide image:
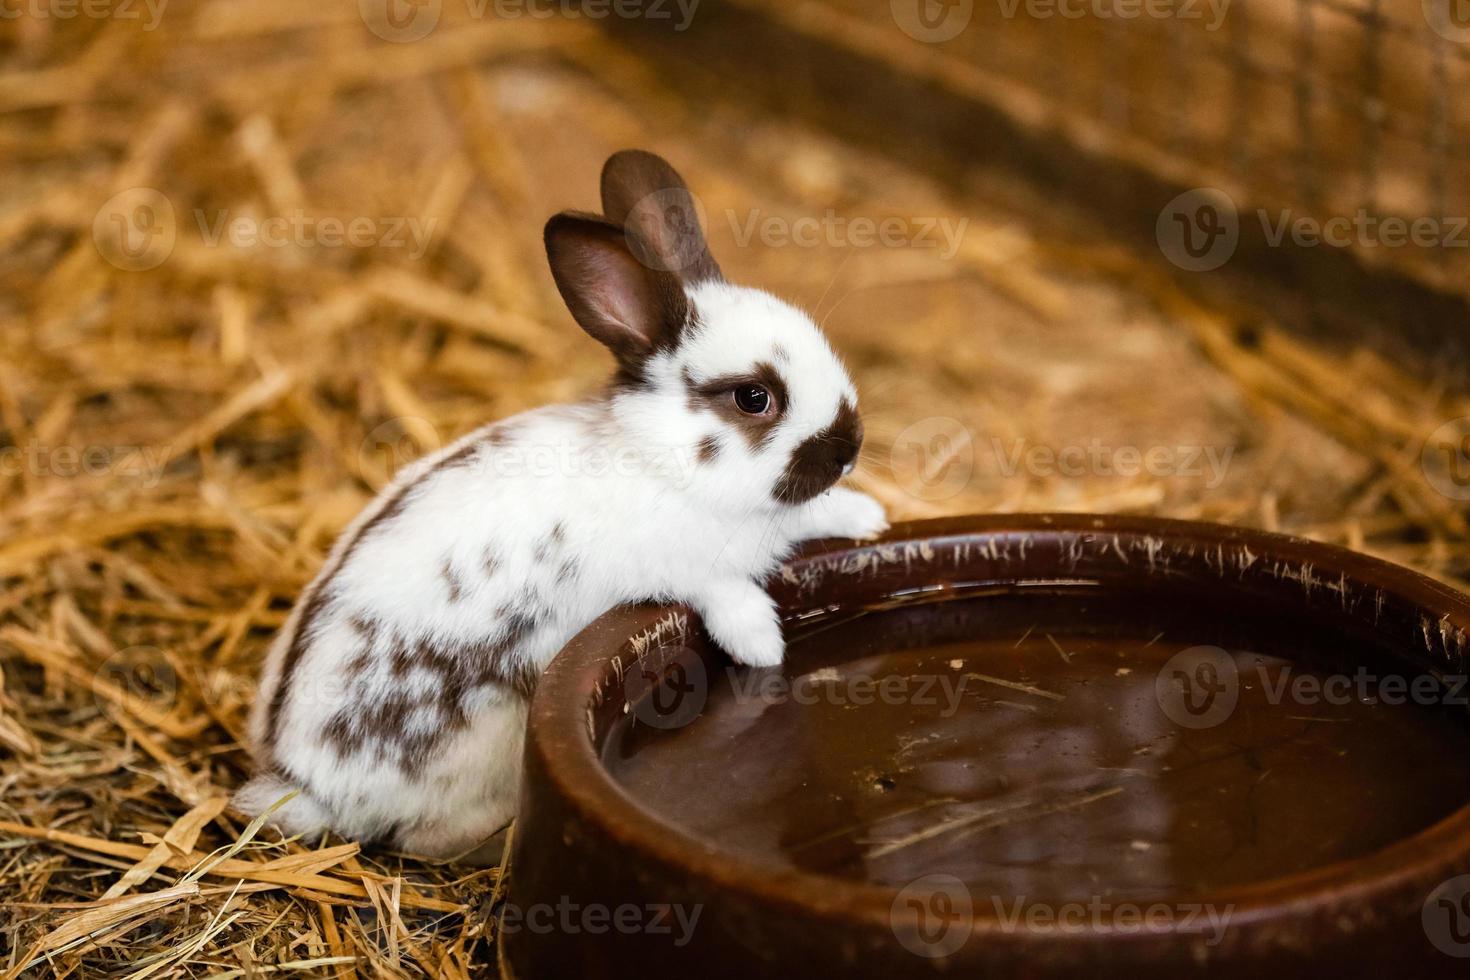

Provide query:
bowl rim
left=526, top=513, right=1470, bottom=941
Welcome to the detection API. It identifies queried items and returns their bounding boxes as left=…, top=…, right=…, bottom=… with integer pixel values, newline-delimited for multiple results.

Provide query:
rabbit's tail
left=233, top=773, right=331, bottom=840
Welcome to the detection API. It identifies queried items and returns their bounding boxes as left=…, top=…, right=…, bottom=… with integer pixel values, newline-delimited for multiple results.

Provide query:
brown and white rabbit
left=237, top=150, right=888, bottom=857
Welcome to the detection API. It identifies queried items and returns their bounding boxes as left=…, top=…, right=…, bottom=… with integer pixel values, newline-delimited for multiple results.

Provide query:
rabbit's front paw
left=697, top=583, right=785, bottom=668
left=805, top=487, right=890, bottom=542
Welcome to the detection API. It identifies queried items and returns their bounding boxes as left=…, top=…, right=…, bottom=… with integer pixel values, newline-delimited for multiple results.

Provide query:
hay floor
left=3, top=5, right=1468, bottom=977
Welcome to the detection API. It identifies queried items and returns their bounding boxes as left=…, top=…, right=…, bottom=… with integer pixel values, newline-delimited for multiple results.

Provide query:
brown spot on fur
left=265, top=431, right=496, bottom=752
left=697, top=435, right=720, bottom=463
left=532, top=523, right=567, bottom=564
left=389, top=633, right=415, bottom=678
left=774, top=399, right=863, bottom=505
left=684, top=361, right=790, bottom=450
left=322, top=613, right=547, bottom=776
left=441, top=558, right=464, bottom=603
left=557, top=557, right=580, bottom=585
left=322, top=713, right=356, bottom=754
left=345, top=647, right=374, bottom=678
left=483, top=547, right=500, bottom=578
left=438, top=441, right=481, bottom=471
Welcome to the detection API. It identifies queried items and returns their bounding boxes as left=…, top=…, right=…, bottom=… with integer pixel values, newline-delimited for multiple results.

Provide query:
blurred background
left=3, top=0, right=1470, bottom=974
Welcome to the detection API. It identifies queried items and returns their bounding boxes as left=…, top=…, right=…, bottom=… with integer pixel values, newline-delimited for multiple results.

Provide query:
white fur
left=238, top=275, right=886, bottom=858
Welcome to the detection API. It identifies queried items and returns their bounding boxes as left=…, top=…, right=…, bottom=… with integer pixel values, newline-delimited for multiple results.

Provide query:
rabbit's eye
left=733, top=383, right=772, bottom=415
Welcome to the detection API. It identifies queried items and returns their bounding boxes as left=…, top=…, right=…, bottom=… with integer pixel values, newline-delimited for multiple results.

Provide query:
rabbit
left=236, top=150, right=889, bottom=858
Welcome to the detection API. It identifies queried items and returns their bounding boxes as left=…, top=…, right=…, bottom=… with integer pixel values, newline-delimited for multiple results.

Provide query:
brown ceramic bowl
left=501, top=515, right=1470, bottom=978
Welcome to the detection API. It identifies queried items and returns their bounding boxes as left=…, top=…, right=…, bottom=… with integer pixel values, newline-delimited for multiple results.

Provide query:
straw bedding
left=2, top=4, right=1466, bottom=976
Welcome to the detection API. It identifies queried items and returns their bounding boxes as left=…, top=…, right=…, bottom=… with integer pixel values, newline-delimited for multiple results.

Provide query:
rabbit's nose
left=832, top=439, right=858, bottom=470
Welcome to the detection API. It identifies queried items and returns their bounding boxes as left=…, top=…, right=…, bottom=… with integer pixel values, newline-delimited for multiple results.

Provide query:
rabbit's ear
left=544, top=211, right=689, bottom=378
left=600, top=149, right=723, bottom=284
